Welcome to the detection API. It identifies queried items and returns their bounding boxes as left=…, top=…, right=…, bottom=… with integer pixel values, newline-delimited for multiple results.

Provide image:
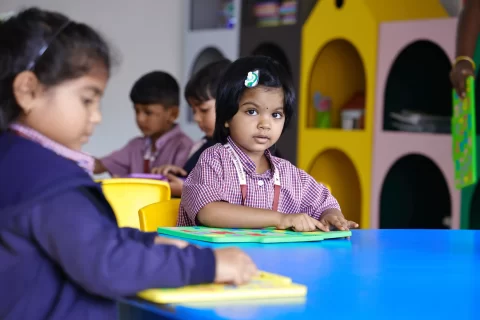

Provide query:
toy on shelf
left=452, top=75, right=477, bottom=189
left=389, top=110, right=451, bottom=133
left=313, top=91, right=331, bottom=128
left=218, top=0, right=236, bottom=29
left=137, top=271, right=307, bottom=303
left=279, top=0, right=297, bottom=25
left=340, top=92, right=365, bottom=130
left=253, top=1, right=281, bottom=27
left=157, top=226, right=351, bottom=243
left=253, top=0, right=297, bottom=27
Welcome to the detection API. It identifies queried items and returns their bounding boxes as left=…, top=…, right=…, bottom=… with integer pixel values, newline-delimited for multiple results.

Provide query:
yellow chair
left=323, top=183, right=331, bottom=193
left=138, top=199, right=181, bottom=232
left=100, top=178, right=171, bottom=229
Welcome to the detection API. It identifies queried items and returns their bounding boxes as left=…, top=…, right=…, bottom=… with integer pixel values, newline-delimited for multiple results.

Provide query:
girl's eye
left=200, top=108, right=209, bottom=113
left=272, top=112, right=283, bottom=119
left=247, top=109, right=258, bottom=115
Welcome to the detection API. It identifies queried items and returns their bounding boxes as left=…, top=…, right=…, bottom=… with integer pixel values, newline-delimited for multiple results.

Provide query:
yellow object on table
left=137, top=271, right=307, bottom=304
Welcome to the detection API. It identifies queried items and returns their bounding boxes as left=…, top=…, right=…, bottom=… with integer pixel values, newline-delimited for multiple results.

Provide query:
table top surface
left=123, top=229, right=480, bottom=320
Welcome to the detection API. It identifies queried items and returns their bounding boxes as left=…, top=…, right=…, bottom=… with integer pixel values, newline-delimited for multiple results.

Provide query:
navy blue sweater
left=0, top=132, right=216, bottom=320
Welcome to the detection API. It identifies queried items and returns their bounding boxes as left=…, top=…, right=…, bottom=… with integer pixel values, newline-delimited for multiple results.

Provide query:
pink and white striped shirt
left=177, top=136, right=340, bottom=226
left=9, top=123, right=95, bottom=175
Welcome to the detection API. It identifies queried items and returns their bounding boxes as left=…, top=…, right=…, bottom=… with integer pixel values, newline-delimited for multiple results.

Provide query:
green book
left=452, top=76, right=477, bottom=189
left=157, top=226, right=352, bottom=243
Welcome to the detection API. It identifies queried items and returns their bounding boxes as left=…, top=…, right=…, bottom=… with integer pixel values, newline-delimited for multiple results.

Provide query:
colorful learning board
left=452, top=76, right=478, bottom=189
left=157, top=226, right=351, bottom=243
left=137, top=271, right=307, bottom=304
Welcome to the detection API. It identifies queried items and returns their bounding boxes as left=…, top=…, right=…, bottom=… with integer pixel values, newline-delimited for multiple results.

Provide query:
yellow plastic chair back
left=100, top=178, right=171, bottom=229
left=138, top=199, right=181, bottom=232
left=323, top=183, right=331, bottom=192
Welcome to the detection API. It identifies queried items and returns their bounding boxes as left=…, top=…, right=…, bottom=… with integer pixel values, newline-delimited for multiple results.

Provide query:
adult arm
left=456, top=0, right=480, bottom=58
left=451, top=0, right=480, bottom=97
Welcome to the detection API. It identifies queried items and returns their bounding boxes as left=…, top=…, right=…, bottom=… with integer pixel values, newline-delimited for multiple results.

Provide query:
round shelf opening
left=308, top=149, right=361, bottom=224
left=469, top=184, right=480, bottom=229
left=380, top=154, right=451, bottom=229
left=251, top=43, right=292, bottom=76
left=383, top=40, right=452, bottom=133
left=191, top=47, right=225, bottom=76
left=187, top=47, right=225, bottom=122
left=308, top=39, right=366, bottom=130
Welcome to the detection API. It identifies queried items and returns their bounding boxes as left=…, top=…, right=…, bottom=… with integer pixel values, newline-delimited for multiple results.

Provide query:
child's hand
left=154, top=236, right=189, bottom=248
left=166, top=173, right=184, bottom=197
left=151, top=164, right=187, bottom=177
left=214, top=248, right=258, bottom=285
left=319, top=209, right=359, bottom=231
left=277, top=213, right=329, bottom=232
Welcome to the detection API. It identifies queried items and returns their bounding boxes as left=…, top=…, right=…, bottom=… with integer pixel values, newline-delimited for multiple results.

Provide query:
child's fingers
left=160, top=167, right=173, bottom=176
left=314, top=219, right=329, bottom=232
left=305, top=217, right=318, bottom=231
left=154, top=236, right=189, bottom=248
left=176, top=168, right=188, bottom=176
left=347, top=220, right=359, bottom=229
left=330, top=216, right=348, bottom=231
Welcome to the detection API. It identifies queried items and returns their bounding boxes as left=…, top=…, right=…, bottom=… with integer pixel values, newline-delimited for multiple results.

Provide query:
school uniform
left=177, top=136, right=340, bottom=226
left=100, top=124, right=193, bottom=176
left=0, top=124, right=215, bottom=320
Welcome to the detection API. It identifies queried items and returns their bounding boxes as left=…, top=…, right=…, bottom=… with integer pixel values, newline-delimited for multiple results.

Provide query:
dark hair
left=0, top=7, right=112, bottom=131
left=213, top=55, right=295, bottom=144
left=129, top=71, right=179, bottom=108
left=184, top=59, right=232, bottom=104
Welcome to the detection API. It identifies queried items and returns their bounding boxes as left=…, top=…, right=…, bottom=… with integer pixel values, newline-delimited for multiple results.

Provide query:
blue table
left=118, top=230, right=480, bottom=319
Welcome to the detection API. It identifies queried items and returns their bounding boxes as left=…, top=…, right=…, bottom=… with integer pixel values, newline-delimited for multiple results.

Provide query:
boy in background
left=152, top=60, right=231, bottom=196
left=94, top=71, right=193, bottom=176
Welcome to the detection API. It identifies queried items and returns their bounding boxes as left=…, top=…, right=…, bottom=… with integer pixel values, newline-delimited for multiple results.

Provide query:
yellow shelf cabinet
left=298, top=0, right=448, bottom=228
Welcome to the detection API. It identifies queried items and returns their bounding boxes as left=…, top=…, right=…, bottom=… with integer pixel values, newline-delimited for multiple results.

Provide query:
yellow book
left=137, top=271, right=307, bottom=304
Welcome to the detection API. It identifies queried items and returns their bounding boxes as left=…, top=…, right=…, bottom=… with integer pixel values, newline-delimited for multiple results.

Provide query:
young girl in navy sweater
left=0, top=8, right=256, bottom=320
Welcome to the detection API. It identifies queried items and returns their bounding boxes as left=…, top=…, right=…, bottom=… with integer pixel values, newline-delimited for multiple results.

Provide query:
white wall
left=0, top=0, right=198, bottom=159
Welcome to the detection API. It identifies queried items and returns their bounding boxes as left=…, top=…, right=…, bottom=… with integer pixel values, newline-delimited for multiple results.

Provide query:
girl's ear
left=224, top=122, right=229, bottom=128
left=12, top=71, right=42, bottom=115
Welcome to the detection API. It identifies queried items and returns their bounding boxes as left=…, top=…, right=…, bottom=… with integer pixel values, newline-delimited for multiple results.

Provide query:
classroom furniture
left=118, top=229, right=480, bottom=319
left=239, top=0, right=318, bottom=165
left=298, top=0, right=449, bottom=228
left=181, top=0, right=242, bottom=138
left=100, top=178, right=171, bottom=229
left=138, top=199, right=181, bottom=232
left=371, top=18, right=460, bottom=229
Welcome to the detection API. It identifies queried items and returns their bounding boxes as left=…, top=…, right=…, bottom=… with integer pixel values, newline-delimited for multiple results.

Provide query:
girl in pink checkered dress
left=178, top=56, right=359, bottom=232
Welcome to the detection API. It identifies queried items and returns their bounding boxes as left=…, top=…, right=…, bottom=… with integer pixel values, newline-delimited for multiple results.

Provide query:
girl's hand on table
left=154, top=236, right=189, bottom=248
left=214, top=247, right=258, bottom=285
left=320, top=209, right=359, bottom=231
left=277, top=213, right=329, bottom=232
